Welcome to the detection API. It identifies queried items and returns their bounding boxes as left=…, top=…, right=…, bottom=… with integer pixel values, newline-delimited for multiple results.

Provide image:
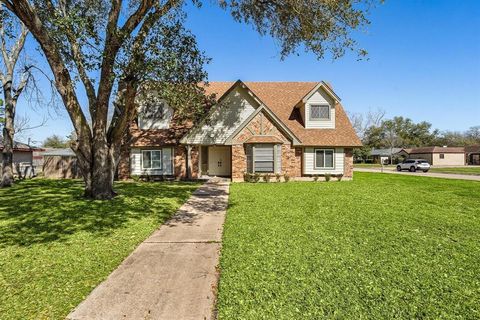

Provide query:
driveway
left=68, top=179, right=229, bottom=320
left=355, top=167, right=480, bottom=181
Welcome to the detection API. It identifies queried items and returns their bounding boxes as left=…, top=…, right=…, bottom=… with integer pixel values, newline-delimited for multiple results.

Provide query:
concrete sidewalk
left=355, top=167, right=480, bottom=181
left=68, top=179, right=229, bottom=320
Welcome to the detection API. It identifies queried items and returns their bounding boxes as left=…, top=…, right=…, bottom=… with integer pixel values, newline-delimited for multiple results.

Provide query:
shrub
left=336, top=174, right=343, bottom=181
left=131, top=175, right=141, bottom=182
left=243, top=172, right=250, bottom=182
left=324, top=173, right=331, bottom=182
left=275, top=173, right=282, bottom=182
left=252, top=173, right=261, bottom=183
left=313, top=174, right=319, bottom=182
left=263, top=174, right=271, bottom=183
left=283, top=173, right=290, bottom=182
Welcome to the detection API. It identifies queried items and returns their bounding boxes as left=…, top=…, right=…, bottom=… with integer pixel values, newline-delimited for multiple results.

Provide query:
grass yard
left=217, top=172, right=480, bottom=319
left=0, top=179, right=199, bottom=320
left=429, top=166, right=480, bottom=176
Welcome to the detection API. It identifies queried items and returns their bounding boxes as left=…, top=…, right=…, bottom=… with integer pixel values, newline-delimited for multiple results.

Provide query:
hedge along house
left=118, top=80, right=362, bottom=181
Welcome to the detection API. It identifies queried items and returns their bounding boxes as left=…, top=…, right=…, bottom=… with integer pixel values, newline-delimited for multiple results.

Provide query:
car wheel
left=410, top=166, right=416, bottom=172
left=423, top=170, right=429, bottom=173
left=396, top=166, right=402, bottom=172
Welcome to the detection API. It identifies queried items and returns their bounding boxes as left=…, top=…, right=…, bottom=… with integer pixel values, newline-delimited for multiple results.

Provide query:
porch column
left=186, top=145, right=192, bottom=179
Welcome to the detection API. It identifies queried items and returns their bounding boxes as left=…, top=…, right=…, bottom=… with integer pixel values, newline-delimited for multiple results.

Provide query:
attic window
left=310, top=105, right=330, bottom=120
left=143, top=101, right=165, bottom=120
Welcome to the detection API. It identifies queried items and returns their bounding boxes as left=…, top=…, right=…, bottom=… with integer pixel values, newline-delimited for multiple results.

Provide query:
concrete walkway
left=355, top=167, right=480, bottom=181
left=68, top=179, right=230, bottom=320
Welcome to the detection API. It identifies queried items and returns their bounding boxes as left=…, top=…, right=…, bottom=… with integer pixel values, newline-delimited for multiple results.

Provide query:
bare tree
left=0, top=5, right=31, bottom=187
left=348, top=108, right=386, bottom=140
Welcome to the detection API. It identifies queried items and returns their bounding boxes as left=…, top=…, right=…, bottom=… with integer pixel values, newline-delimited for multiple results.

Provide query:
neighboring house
left=42, top=148, right=80, bottom=179
left=118, top=80, right=362, bottom=181
left=0, top=137, right=43, bottom=175
left=465, top=145, right=480, bottom=165
left=400, top=146, right=466, bottom=166
left=369, top=148, right=403, bottom=164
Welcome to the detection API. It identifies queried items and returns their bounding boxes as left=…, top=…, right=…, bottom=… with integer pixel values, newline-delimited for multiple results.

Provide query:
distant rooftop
left=370, top=148, right=403, bottom=156
left=42, top=148, right=76, bottom=157
left=0, top=137, right=42, bottom=151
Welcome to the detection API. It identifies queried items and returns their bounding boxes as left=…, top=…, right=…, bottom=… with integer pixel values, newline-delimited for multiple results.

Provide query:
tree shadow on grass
left=0, top=179, right=199, bottom=247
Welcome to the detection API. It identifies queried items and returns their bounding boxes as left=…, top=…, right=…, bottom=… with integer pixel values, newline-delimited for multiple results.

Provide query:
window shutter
left=246, top=145, right=253, bottom=173
left=276, top=144, right=282, bottom=173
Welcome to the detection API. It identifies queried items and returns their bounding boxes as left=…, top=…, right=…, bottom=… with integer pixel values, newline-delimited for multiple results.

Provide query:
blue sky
left=15, top=0, right=480, bottom=144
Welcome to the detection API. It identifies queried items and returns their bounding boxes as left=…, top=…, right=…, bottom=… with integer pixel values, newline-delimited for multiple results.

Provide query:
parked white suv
left=396, top=159, right=431, bottom=172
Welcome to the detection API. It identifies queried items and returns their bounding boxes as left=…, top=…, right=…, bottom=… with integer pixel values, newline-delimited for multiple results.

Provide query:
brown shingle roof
left=408, top=146, right=465, bottom=154
left=129, top=122, right=192, bottom=146
left=204, top=81, right=362, bottom=147
left=465, top=145, right=480, bottom=153
left=244, top=135, right=285, bottom=144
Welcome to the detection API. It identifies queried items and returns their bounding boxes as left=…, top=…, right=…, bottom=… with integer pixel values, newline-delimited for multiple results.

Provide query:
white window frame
left=314, top=148, right=335, bottom=169
left=309, top=104, right=330, bottom=120
left=142, top=150, right=163, bottom=170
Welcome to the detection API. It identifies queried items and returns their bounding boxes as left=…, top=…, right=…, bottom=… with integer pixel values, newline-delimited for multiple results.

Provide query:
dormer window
left=138, top=99, right=172, bottom=130
left=310, top=104, right=330, bottom=120
left=143, top=101, right=165, bottom=120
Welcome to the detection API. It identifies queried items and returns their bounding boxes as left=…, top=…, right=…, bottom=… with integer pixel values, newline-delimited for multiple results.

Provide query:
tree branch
left=2, top=0, right=92, bottom=155
left=54, top=0, right=97, bottom=107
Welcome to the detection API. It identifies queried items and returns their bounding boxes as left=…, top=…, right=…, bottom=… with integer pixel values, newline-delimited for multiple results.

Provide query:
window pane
left=319, top=106, right=329, bottom=119
left=142, top=151, right=151, bottom=169
left=254, top=144, right=274, bottom=173
left=315, top=150, right=324, bottom=168
left=310, top=105, right=330, bottom=119
left=152, top=160, right=162, bottom=168
left=325, top=150, right=334, bottom=168
left=152, top=151, right=161, bottom=161
left=255, top=161, right=274, bottom=172
left=255, top=145, right=274, bottom=161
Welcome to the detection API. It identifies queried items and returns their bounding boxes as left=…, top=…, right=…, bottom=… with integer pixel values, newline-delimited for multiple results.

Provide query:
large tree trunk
left=75, top=142, right=117, bottom=200
left=1, top=83, right=16, bottom=188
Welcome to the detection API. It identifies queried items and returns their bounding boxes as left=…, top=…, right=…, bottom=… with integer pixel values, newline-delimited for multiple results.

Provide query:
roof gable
left=181, top=84, right=259, bottom=144
left=195, top=80, right=362, bottom=147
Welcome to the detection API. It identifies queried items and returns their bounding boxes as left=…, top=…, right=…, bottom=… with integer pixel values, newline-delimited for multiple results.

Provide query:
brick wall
left=174, top=145, right=199, bottom=179
left=232, top=112, right=290, bottom=144
left=117, top=147, right=130, bottom=180
left=344, top=148, right=353, bottom=178
left=230, top=110, right=304, bottom=180
left=232, top=145, right=247, bottom=180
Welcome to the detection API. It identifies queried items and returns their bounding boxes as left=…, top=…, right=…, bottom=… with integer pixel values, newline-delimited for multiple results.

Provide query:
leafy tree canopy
left=1, top=0, right=378, bottom=198
left=42, top=134, right=69, bottom=148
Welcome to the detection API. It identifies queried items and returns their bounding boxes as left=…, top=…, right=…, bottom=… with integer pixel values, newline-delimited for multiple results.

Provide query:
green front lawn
left=217, top=172, right=480, bottom=319
left=0, top=179, right=199, bottom=320
left=429, top=166, right=480, bottom=176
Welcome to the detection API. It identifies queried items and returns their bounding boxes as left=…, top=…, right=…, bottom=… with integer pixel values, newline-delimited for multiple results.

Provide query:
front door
left=208, top=146, right=231, bottom=176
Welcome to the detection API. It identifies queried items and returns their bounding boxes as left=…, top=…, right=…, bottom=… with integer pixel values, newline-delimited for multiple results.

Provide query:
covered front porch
left=198, top=145, right=232, bottom=178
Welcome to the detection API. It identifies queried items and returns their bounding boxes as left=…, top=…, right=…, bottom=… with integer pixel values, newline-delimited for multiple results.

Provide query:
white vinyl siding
left=184, top=86, right=258, bottom=144
left=303, top=147, right=344, bottom=174
left=305, top=89, right=335, bottom=129
left=130, top=147, right=173, bottom=175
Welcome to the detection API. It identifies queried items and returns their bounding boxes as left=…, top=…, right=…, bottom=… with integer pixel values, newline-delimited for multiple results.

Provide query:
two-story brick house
left=118, top=80, right=362, bottom=181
